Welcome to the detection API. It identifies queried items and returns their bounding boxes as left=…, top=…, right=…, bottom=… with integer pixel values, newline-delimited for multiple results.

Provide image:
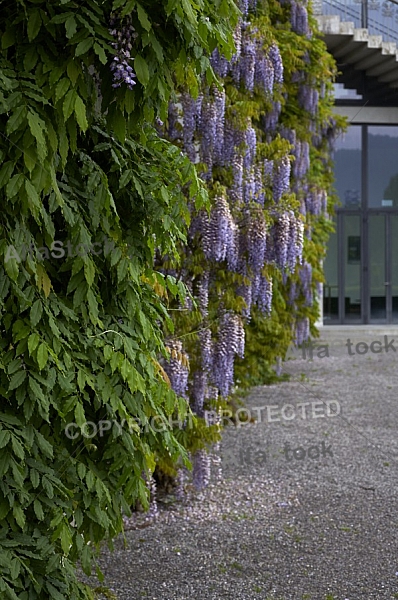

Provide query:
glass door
left=343, top=215, right=362, bottom=321
left=368, top=213, right=398, bottom=323
left=368, top=215, right=386, bottom=321
left=391, top=215, right=398, bottom=322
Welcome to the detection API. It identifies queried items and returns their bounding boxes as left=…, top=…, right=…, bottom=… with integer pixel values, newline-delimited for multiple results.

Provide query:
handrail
left=315, top=0, right=398, bottom=42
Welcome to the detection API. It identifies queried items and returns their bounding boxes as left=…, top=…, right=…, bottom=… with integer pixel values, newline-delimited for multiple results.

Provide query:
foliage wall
left=159, top=0, right=345, bottom=487
left=0, top=0, right=238, bottom=597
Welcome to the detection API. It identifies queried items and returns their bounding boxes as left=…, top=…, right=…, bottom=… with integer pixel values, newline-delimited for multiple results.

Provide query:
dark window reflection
left=333, top=125, right=362, bottom=208
left=368, top=126, right=398, bottom=208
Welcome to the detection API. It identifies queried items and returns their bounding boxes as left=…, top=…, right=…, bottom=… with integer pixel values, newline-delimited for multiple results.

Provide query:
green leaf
left=25, top=179, right=41, bottom=213
left=42, top=476, right=54, bottom=499
left=30, top=468, right=40, bottom=489
left=81, top=544, right=92, bottom=575
left=34, top=499, right=44, bottom=520
left=27, top=10, right=42, bottom=42
left=27, top=111, right=47, bottom=162
left=4, top=252, right=19, bottom=281
left=60, top=522, right=72, bottom=556
left=63, top=89, right=77, bottom=121
left=55, top=78, right=70, bottom=104
left=37, top=344, right=48, bottom=370
left=6, top=106, right=27, bottom=135
left=67, top=60, right=80, bottom=85
left=29, top=376, right=46, bottom=403
left=13, top=506, right=25, bottom=529
left=83, top=259, right=95, bottom=286
left=77, top=463, right=86, bottom=479
left=74, top=402, right=85, bottom=426
left=11, top=435, right=24, bottom=460
left=35, top=430, right=53, bottom=458
left=28, top=333, right=40, bottom=355
left=74, top=95, right=88, bottom=132
left=134, top=55, right=149, bottom=86
left=6, top=174, right=24, bottom=200
left=65, top=16, right=77, bottom=39
left=75, top=37, right=94, bottom=57
left=30, top=299, right=43, bottom=327
left=137, top=3, right=151, bottom=31
left=93, top=42, right=107, bottom=64
left=2, top=28, right=15, bottom=49
left=112, top=110, right=126, bottom=143
left=9, top=371, right=27, bottom=391
left=0, top=430, right=10, bottom=449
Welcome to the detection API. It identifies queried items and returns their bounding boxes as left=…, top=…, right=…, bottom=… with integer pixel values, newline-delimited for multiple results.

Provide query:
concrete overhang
left=315, top=14, right=398, bottom=89
left=333, top=105, right=398, bottom=122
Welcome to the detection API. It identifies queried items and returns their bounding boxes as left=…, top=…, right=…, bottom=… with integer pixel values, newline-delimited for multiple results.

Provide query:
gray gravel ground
left=83, top=329, right=398, bottom=600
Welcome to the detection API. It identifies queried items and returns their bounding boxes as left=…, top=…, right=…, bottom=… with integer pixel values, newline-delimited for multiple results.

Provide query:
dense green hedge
left=0, top=0, right=238, bottom=597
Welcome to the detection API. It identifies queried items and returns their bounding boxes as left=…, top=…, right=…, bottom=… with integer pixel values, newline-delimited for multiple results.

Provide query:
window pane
left=369, top=215, right=386, bottom=320
left=391, top=216, right=398, bottom=322
left=323, top=219, right=339, bottom=321
left=344, top=215, right=361, bottom=320
left=333, top=125, right=362, bottom=208
left=368, top=126, right=398, bottom=208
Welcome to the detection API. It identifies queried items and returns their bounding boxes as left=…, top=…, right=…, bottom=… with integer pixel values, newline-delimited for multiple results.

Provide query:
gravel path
left=83, top=329, right=398, bottom=600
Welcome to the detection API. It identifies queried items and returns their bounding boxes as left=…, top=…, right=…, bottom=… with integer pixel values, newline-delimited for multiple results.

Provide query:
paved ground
left=84, top=328, right=398, bottom=600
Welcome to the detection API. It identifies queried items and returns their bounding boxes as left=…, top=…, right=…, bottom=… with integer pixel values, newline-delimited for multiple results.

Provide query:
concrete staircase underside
left=315, top=14, right=398, bottom=90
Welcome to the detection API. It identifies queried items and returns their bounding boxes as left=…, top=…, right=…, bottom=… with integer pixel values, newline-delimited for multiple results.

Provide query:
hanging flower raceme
left=273, top=155, right=291, bottom=202
left=299, top=261, right=313, bottom=306
left=256, top=274, right=273, bottom=314
left=305, top=187, right=328, bottom=216
left=109, top=14, right=137, bottom=90
left=212, top=312, right=245, bottom=396
left=254, top=50, right=274, bottom=94
left=213, top=87, right=226, bottom=165
left=268, top=43, right=283, bottom=84
left=286, top=211, right=304, bottom=270
left=240, top=31, right=257, bottom=91
left=271, top=210, right=291, bottom=269
left=197, top=270, right=210, bottom=317
left=182, top=92, right=198, bottom=162
left=199, top=90, right=218, bottom=177
left=290, top=0, right=310, bottom=36
left=294, top=316, right=310, bottom=346
left=192, top=448, right=211, bottom=489
left=247, top=207, right=267, bottom=274
left=292, top=141, right=310, bottom=180
left=200, top=194, right=236, bottom=264
left=263, top=101, right=281, bottom=134
left=298, top=84, right=319, bottom=116
left=163, top=340, right=189, bottom=398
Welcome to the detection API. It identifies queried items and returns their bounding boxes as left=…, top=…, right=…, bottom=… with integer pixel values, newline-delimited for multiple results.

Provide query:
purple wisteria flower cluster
left=290, top=0, right=310, bottom=35
left=162, top=340, right=189, bottom=398
left=159, top=0, right=339, bottom=492
left=298, top=84, right=319, bottom=116
left=265, top=210, right=304, bottom=272
left=300, top=261, right=313, bottom=305
left=199, top=194, right=237, bottom=264
left=295, top=316, right=310, bottom=345
left=212, top=311, right=245, bottom=397
left=109, top=14, right=137, bottom=90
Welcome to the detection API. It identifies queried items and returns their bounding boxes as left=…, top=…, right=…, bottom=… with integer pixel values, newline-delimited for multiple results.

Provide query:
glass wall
left=368, top=126, right=398, bottom=208
left=323, top=123, right=398, bottom=323
left=391, top=215, right=398, bottom=322
left=368, top=215, right=386, bottom=320
left=323, top=219, right=338, bottom=321
left=343, top=215, right=361, bottom=320
left=333, top=125, right=362, bottom=208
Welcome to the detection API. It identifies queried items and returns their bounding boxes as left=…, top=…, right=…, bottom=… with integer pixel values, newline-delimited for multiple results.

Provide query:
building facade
left=315, top=0, right=398, bottom=324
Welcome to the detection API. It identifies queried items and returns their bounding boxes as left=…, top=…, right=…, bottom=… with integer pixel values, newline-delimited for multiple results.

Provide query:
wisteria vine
left=155, top=0, right=340, bottom=491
